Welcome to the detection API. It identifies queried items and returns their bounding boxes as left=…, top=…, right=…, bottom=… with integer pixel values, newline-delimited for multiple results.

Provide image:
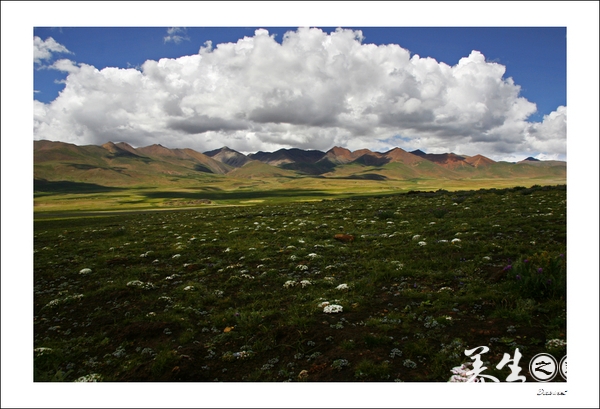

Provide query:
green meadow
left=34, top=175, right=567, bottom=215
left=34, top=184, right=566, bottom=382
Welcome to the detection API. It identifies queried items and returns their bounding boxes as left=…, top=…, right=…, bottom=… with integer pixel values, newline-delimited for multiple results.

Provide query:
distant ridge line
left=33, top=140, right=566, bottom=186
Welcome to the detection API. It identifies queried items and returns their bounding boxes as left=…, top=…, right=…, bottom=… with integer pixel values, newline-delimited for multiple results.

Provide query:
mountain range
left=34, top=140, right=566, bottom=189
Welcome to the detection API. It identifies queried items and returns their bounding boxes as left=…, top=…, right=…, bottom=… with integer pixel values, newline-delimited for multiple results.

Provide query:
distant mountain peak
left=464, top=154, right=496, bottom=168
left=324, top=146, right=354, bottom=164
left=328, top=146, right=352, bottom=155
left=204, top=146, right=251, bottom=168
left=523, top=156, right=540, bottom=161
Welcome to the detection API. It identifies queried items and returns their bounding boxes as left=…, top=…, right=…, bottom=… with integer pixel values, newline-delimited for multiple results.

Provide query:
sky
left=32, top=26, right=568, bottom=162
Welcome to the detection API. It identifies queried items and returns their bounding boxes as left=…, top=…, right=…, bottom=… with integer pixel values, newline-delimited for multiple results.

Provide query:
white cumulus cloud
left=33, top=27, right=566, bottom=161
left=49, top=58, right=80, bottom=74
left=164, top=27, right=190, bottom=44
left=34, top=36, right=72, bottom=64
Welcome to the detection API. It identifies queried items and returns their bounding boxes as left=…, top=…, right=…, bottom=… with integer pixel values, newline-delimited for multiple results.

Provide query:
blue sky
left=33, top=25, right=569, bottom=161
left=34, top=26, right=566, bottom=124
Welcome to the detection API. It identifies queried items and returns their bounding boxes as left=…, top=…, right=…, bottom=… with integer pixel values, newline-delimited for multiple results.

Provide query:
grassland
left=34, top=174, right=567, bottom=215
left=34, top=184, right=566, bottom=382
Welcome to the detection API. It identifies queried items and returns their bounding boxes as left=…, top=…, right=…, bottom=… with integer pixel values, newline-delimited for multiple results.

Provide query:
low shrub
left=505, top=252, right=566, bottom=300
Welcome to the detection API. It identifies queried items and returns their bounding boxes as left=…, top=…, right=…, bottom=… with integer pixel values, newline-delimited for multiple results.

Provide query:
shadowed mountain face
left=409, top=151, right=472, bottom=169
left=323, top=146, right=376, bottom=164
left=248, top=148, right=327, bottom=166
left=34, top=140, right=566, bottom=187
left=102, top=142, right=143, bottom=159
left=135, top=145, right=232, bottom=174
left=204, top=146, right=252, bottom=168
left=352, top=152, right=390, bottom=167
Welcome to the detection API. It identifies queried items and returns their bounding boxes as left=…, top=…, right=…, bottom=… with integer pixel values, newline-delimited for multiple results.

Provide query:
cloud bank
left=33, top=28, right=566, bottom=161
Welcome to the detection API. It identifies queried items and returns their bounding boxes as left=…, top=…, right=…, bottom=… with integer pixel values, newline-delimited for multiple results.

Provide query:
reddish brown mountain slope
left=383, top=147, right=426, bottom=165
left=464, top=154, right=496, bottom=168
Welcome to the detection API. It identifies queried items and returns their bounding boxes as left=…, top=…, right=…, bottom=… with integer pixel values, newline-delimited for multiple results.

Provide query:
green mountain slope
left=34, top=140, right=229, bottom=189
left=34, top=140, right=566, bottom=190
left=227, top=160, right=302, bottom=179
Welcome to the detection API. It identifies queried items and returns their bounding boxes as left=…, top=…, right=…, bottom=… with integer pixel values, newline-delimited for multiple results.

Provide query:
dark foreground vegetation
left=34, top=185, right=566, bottom=382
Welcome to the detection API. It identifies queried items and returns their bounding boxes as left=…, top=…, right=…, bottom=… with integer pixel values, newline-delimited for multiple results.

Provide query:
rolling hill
left=34, top=140, right=566, bottom=190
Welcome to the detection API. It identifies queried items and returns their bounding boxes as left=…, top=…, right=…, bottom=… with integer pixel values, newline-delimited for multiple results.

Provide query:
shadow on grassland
left=34, top=179, right=126, bottom=194
left=142, top=189, right=331, bottom=201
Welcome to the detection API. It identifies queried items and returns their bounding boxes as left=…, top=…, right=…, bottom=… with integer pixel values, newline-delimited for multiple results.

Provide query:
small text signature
left=537, top=389, right=567, bottom=396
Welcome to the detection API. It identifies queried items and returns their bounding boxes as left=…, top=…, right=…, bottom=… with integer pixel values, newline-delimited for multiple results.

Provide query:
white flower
left=127, top=280, right=144, bottom=287
left=172, top=254, right=181, bottom=259
left=418, top=241, right=427, bottom=246
left=451, top=238, right=461, bottom=243
left=438, top=239, right=448, bottom=243
left=412, top=235, right=421, bottom=241
left=300, top=280, right=312, bottom=288
left=482, top=256, right=491, bottom=261
left=318, top=301, right=330, bottom=308
left=34, top=347, right=53, bottom=357
left=324, top=276, right=335, bottom=282
left=307, top=253, right=318, bottom=258
left=545, top=339, right=567, bottom=349
left=74, top=373, right=103, bottom=382
left=335, top=284, right=349, bottom=290
left=323, top=304, right=343, bottom=314
left=79, top=268, right=92, bottom=275
left=45, top=299, right=61, bottom=308
left=438, top=287, right=453, bottom=292
left=127, top=280, right=155, bottom=290
left=183, top=286, right=195, bottom=291
left=283, top=280, right=296, bottom=288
